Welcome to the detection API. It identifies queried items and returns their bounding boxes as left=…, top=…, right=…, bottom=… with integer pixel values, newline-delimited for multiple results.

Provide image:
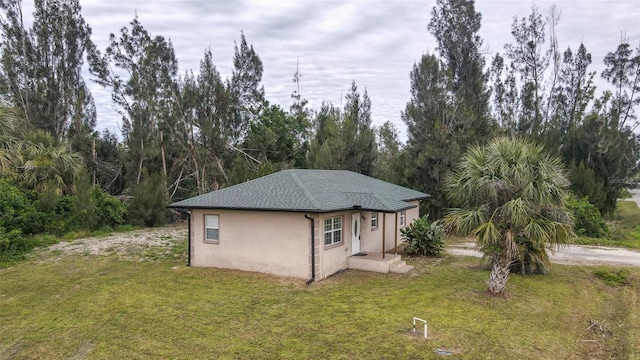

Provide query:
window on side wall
left=400, top=211, right=406, bottom=227
left=371, top=212, right=378, bottom=229
left=205, top=214, right=219, bottom=242
left=324, top=216, right=342, bottom=246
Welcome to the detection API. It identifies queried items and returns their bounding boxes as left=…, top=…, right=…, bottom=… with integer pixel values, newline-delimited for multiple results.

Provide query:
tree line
left=0, top=0, right=638, bottom=231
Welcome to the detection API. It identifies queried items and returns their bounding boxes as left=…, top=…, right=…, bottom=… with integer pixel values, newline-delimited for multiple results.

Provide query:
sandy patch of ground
left=41, top=224, right=187, bottom=261
left=448, top=241, right=640, bottom=267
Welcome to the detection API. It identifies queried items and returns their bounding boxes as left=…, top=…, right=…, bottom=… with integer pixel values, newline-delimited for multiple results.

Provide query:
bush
left=127, top=172, right=167, bottom=227
left=566, top=196, right=607, bottom=237
left=0, top=179, right=47, bottom=235
left=400, top=216, right=445, bottom=256
left=0, top=228, right=30, bottom=262
left=92, top=186, right=127, bottom=229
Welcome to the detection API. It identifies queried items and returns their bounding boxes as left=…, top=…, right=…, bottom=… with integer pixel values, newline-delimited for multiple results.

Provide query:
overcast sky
left=52, top=1, right=640, bottom=139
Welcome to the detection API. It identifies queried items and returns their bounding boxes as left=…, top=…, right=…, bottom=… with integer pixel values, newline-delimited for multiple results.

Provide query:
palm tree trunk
left=488, top=255, right=511, bottom=294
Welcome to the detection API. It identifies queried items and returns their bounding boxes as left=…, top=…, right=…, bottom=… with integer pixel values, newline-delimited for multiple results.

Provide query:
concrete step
left=389, top=260, right=414, bottom=274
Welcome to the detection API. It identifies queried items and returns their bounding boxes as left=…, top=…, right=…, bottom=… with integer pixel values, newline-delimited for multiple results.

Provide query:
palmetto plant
left=443, top=138, right=574, bottom=294
left=20, top=130, right=82, bottom=195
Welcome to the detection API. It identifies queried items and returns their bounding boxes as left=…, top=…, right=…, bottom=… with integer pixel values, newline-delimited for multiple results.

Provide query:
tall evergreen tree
left=554, top=44, right=596, bottom=134
left=601, top=42, right=640, bottom=128
left=230, top=31, right=265, bottom=143
left=427, top=0, right=493, bottom=144
left=308, top=81, right=376, bottom=174
left=93, top=16, right=178, bottom=188
left=174, top=48, right=234, bottom=195
left=403, top=0, right=494, bottom=217
left=308, top=102, right=342, bottom=170
left=341, top=81, right=376, bottom=175
left=403, top=54, right=458, bottom=218
left=0, top=0, right=97, bottom=142
left=373, top=121, right=402, bottom=184
left=504, top=5, right=550, bottom=137
left=0, top=0, right=97, bottom=194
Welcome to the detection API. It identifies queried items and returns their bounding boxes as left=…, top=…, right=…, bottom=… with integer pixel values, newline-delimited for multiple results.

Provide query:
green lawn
left=1, top=237, right=639, bottom=360
left=575, top=201, right=640, bottom=249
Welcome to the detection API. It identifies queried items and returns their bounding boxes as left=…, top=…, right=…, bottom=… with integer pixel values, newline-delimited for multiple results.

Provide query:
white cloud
left=67, top=0, right=640, bottom=140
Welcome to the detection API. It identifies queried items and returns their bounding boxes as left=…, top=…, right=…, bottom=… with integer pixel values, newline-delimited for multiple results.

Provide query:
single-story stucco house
left=168, top=169, right=429, bottom=282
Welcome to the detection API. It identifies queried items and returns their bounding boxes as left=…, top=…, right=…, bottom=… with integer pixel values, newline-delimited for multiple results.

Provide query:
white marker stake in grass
left=413, top=317, right=428, bottom=339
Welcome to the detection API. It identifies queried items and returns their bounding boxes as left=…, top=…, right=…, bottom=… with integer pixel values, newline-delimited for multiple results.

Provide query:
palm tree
left=443, top=138, right=574, bottom=294
left=20, top=130, right=82, bottom=195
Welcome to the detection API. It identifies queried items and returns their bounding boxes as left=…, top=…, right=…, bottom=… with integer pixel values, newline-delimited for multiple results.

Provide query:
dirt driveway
left=448, top=242, right=640, bottom=267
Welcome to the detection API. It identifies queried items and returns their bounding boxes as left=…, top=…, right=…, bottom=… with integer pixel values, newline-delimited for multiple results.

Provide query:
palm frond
left=443, top=207, right=488, bottom=236
left=473, top=220, right=501, bottom=250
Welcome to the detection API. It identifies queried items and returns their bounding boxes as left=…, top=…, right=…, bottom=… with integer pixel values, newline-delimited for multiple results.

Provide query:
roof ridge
left=372, top=192, right=393, bottom=210
left=288, top=171, right=321, bottom=210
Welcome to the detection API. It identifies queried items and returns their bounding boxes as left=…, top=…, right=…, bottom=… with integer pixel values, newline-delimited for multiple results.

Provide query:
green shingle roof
left=168, top=169, right=429, bottom=213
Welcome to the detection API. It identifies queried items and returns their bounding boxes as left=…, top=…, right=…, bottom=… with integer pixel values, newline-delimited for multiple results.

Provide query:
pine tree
left=0, top=0, right=97, bottom=142
left=402, top=54, right=459, bottom=217
left=93, top=16, right=178, bottom=188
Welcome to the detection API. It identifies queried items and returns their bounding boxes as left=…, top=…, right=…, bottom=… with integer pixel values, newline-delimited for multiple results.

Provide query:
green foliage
left=402, top=54, right=462, bottom=218
left=92, top=186, right=127, bottom=228
left=510, top=239, right=549, bottom=275
left=19, top=130, right=82, bottom=195
left=563, top=114, right=639, bottom=216
left=0, top=0, right=97, bottom=141
left=0, top=228, right=29, bottom=262
left=566, top=196, right=607, bottom=237
left=404, top=0, right=494, bottom=218
left=593, top=268, right=629, bottom=287
left=444, top=138, right=574, bottom=292
left=400, top=216, right=445, bottom=256
left=308, top=82, right=377, bottom=175
left=128, top=172, right=167, bottom=227
left=373, top=121, right=403, bottom=184
left=0, top=178, right=40, bottom=234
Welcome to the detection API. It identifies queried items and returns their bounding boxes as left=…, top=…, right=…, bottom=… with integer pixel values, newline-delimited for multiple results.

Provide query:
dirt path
left=41, top=225, right=187, bottom=260
left=448, top=241, right=640, bottom=267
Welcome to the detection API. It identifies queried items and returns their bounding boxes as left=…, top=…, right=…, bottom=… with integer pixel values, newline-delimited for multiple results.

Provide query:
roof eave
left=167, top=203, right=417, bottom=214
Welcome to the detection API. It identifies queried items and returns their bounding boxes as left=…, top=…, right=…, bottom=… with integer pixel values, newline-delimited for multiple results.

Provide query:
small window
left=324, top=216, right=342, bottom=246
left=400, top=211, right=406, bottom=227
left=371, top=212, right=378, bottom=229
left=205, top=215, right=219, bottom=242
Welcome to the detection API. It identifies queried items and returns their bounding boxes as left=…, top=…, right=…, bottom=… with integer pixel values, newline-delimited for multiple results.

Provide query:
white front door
left=351, top=213, right=361, bottom=255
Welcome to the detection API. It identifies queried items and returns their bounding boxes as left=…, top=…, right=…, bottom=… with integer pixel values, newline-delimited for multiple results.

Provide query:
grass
left=573, top=201, right=640, bottom=249
left=1, top=237, right=639, bottom=359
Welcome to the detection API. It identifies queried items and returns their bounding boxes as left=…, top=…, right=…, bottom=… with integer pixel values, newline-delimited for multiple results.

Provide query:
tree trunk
left=91, top=137, right=96, bottom=186
left=136, top=137, right=144, bottom=185
left=488, top=255, right=511, bottom=294
left=160, top=131, right=167, bottom=178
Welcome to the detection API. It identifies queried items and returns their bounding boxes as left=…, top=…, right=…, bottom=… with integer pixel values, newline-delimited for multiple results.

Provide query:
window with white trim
left=371, top=212, right=378, bottom=229
left=205, top=215, right=219, bottom=242
left=400, top=211, right=406, bottom=227
left=324, top=216, right=342, bottom=246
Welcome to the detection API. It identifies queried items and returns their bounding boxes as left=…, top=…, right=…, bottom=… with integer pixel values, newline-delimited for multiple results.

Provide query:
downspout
left=304, top=214, right=315, bottom=285
left=187, top=210, right=192, bottom=267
